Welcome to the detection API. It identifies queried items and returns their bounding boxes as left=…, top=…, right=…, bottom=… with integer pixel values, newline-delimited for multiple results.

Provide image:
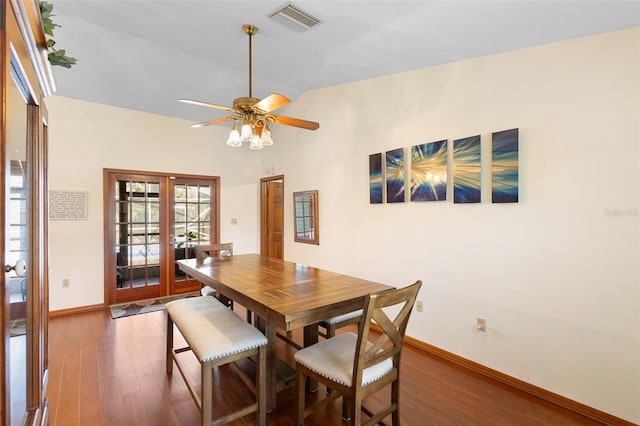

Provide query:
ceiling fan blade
left=272, top=114, right=320, bottom=131
left=253, top=93, right=291, bottom=113
left=189, top=116, right=238, bottom=128
left=178, top=99, right=235, bottom=112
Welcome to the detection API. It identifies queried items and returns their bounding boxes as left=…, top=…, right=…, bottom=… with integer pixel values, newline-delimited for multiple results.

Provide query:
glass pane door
left=105, top=172, right=218, bottom=304
left=170, top=178, right=216, bottom=293
left=112, top=176, right=164, bottom=303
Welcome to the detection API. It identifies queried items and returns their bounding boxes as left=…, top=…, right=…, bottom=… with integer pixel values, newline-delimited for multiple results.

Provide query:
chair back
left=195, top=242, right=233, bottom=261
left=353, top=280, right=422, bottom=387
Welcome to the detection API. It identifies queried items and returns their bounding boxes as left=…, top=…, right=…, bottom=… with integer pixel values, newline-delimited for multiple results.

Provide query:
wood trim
left=102, top=169, right=110, bottom=311
left=10, top=0, right=55, bottom=96
left=27, top=97, right=41, bottom=421
left=48, top=304, right=105, bottom=318
left=402, top=335, right=635, bottom=426
left=0, top=21, right=9, bottom=426
left=103, top=168, right=218, bottom=181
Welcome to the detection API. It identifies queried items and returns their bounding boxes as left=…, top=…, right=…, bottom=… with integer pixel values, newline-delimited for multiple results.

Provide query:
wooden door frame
left=260, top=175, right=284, bottom=258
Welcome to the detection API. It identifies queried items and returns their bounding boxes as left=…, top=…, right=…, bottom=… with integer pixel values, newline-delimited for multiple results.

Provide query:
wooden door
left=104, top=171, right=219, bottom=304
left=107, top=173, right=166, bottom=304
left=169, top=177, right=219, bottom=294
left=260, top=175, right=284, bottom=259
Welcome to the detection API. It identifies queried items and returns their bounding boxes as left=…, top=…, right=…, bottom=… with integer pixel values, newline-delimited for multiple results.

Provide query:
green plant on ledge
left=176, top=231, right=198, bottom=249
left=40, top=1, right=77, bottom=68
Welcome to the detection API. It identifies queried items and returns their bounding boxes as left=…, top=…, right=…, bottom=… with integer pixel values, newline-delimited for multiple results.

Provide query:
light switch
left=231, top=218, right=238, bottom=225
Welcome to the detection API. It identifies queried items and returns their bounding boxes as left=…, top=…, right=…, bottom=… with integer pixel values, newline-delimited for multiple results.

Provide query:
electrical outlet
left=62, top=278, right=70, bottom=288
left=416, top=301, right=423, bottom=312
left=476, top=317, right=486, bottom=333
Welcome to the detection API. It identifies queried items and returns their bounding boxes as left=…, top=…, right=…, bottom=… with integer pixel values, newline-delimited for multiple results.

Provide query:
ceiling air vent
left=269, top=3, right=321, bottom=32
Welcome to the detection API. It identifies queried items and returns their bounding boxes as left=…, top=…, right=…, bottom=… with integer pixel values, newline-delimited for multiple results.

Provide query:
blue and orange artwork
left=453, top=135, right=481, bottom=203
left=386, top=148, right=405, bottom=203
left=410, top=140, right=448, bottom=202
left=369, top=153, right=383, bottom=204
left=492, top=128, right=519, bottom=203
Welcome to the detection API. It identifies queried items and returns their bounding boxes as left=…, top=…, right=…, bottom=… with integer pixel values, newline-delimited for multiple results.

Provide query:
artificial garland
left=40, top=1, right=77, bottom=68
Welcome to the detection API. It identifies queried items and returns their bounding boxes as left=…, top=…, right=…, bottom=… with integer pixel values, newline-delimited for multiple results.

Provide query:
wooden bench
left=166, top=296, right=267, bottom=425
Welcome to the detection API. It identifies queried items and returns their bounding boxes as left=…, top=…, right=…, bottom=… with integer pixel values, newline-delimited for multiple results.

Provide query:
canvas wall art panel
left=369, top=153, right=383, bottom=204
left=453, top=135, right=481, bottom=203
left=386, top=148, right=406, bottom=203
left=410, top=140, right=448, bottom=202
left=492, top=128, right=519, bottom=203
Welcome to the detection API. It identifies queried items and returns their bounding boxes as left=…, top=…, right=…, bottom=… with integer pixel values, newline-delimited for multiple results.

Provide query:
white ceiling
left=49, top=1, right=639, bottom=124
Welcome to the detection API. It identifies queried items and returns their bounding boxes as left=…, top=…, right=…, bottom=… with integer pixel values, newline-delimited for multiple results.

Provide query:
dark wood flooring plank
left=52, top=319, right=82, bottom=425
left=78, top=321, right=102, bottom=426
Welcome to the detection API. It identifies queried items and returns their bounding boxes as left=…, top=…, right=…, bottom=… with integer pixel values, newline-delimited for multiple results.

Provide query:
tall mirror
left=293, top=190, right=319, bottom=245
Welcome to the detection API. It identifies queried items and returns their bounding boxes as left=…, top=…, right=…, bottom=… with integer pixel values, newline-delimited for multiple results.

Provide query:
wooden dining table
left=177, top=253, right=393, bottom=411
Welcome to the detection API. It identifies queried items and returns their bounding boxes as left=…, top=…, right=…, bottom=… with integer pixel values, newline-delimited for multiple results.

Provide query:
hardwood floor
left=47, top=308, right=606, bottom=425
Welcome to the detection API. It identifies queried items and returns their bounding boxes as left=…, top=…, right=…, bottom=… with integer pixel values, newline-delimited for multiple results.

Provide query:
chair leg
left=327, top=324, right=336, bottom=339
left=201, top=361, right=213, bottom=426
left=391, top=378, right=400, bottom=426
left=257, top=345, right=267, bottom=426
left=295, top=368, right=306, bottom=425
left=326, top=324, right=337, bottom=397
left=166, top=316, right=174, bottom=373
left=342, top=397, right=351, bottom=420
left=351, top=396, right=361, bottom=426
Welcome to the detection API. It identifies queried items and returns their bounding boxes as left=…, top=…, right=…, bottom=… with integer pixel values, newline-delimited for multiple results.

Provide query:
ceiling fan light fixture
left=240, top=123, right=254, bottom=144
left=226, top=123, right=242, bottom=147
left=249, top=134, right=264, bottom=150
left=261, top=126, right=273, bottom=146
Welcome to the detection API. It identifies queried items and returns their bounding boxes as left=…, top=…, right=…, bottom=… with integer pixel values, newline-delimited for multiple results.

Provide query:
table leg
left=257, top=317, right=277, bottom=412
left=303, top=324, right=319, bottom=392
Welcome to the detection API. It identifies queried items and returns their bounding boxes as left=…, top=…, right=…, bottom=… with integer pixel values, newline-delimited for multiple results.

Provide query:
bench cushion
left=166, top=296, right=267, bottom=362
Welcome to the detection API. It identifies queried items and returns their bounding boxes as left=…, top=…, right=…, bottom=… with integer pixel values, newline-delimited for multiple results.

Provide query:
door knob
left=5, top=259, right=26, bottom=276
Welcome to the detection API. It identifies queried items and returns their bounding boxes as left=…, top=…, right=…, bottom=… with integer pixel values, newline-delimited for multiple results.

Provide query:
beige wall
left=260, top=28, right=639, bottom=422
left=48, top=28, right=639, bottom=422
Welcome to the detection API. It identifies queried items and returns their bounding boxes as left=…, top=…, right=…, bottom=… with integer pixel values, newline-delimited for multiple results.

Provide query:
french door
left=104, top=170, right=219, bottom=305
left=169, top=177, right=218, bottom=293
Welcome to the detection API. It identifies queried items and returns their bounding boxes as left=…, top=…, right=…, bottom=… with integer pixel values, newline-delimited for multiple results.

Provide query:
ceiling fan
left=178, top=24, right=319, bottom=149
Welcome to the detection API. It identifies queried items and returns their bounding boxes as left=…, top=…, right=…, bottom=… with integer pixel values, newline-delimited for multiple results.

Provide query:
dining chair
left=294, top=280, right=422, bottom=426
left=196, top=243, right=234, bottom=309
left=318, top=309, right=363, bottom=339
left=195, top=242, right=233, bottom=261
left=196, top=242, right=254, bottom=323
